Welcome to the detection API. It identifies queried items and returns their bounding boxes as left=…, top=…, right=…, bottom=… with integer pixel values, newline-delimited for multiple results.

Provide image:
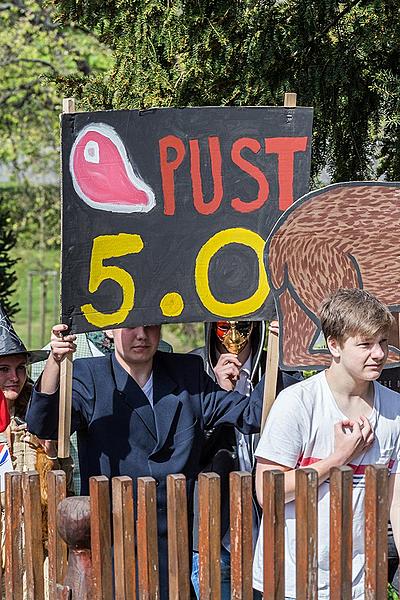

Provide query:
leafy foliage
left=388, top=583, right=400, bottom=600
left=0, top=0, right=111, bottom=180
left=0, top=1, right=111, bottom=312
left=0, top=183, right=60, bottom=251
left=48, top=0, right=400, bottom=182
left=2, top=0, right=400, bottom=341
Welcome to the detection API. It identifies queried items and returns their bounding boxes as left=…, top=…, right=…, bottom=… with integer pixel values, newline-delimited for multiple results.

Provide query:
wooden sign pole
left=260, top=329, right=279, bottom=433
left=57, top=98, right=75, bottom=459
left=58, top=95, right=301, bottom=442
left=260, top=91, right=297, bottom=433
left=284, top=92, right=297, bottom=108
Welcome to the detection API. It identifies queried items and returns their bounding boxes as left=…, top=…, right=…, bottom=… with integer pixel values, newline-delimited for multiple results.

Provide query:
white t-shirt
left=252, top=371, right=400, bottom=598
left=142, top=373, right=153, bottom=406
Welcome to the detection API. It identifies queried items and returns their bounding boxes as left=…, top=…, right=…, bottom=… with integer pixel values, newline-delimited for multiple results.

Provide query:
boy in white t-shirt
left=253, top=288, right=400, bottom=598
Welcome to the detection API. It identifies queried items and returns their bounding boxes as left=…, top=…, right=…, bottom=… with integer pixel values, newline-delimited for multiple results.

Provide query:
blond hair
left=319, top=288, right=394, bottom=343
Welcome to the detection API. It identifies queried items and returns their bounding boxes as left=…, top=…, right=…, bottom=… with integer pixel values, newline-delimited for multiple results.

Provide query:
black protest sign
left=379, top=367, right=400, bottom=393
left=61, top=106, right=313, bottom=332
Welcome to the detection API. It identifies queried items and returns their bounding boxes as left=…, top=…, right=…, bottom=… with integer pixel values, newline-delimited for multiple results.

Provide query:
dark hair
left=13, top=379, right=33, bottom=420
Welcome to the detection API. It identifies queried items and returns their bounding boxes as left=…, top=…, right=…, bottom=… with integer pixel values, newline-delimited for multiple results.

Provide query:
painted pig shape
left=265, top=182, right=400, bottom=370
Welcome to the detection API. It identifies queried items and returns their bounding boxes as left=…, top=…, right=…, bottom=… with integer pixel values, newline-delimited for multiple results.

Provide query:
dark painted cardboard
left=61, top=106, right=313, bottom=332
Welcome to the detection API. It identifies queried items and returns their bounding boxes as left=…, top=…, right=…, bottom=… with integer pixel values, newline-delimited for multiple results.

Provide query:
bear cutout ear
left=69, top=123, right=156, bottom=214
left=310, top=329, right=328, bottom=353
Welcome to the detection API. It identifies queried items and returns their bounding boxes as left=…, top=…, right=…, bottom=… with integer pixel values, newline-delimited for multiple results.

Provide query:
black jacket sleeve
left=200, top=369, right=264, bottom=434
left=26, top=359, right=96, bottom=439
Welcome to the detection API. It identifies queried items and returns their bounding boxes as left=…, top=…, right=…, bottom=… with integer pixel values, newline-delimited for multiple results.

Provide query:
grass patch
left=11, top=247, right=61, bottom=349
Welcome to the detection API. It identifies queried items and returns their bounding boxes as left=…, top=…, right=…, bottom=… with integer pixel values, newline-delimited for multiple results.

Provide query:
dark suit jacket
left=26, top=350, right=264, bottom=598
left=192, top=343, right=301, bottom=551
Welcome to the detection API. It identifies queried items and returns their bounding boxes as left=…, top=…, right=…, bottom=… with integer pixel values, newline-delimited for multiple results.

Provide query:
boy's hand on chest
left=332, top=415, right=374, bottom=465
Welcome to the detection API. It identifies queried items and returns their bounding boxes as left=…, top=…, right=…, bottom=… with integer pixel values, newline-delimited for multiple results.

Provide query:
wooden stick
left=23, top=471, right=45, bottom=600
left=261, top=330, right=279, bottom=432
left=62, top=98, right=76, bottom=114
left=365, top=465, right=388, bottom=600
left=284, top=92, right=297, bottom=108
left=263, top=470, right=285, bottom=600
left=58, top=97, right=76, bottom=458
left=136, top=476, right=159, bottom=599
left=167, top=474, right=190, bottom=599
left=47, top=470, right=67, bottom=599
left=198, top=472, right=221, bottom=600
left=5, top=472, right=23, bottom=600
left=90, top=476, right=113, bottom=600
left=112, top=476, right=136, bottom=600
left=230, top=471, right=253, bottom=600
left=329, top=467, right=353, bottom=600
left=58, top=352, right=73, bottom=458
left=260, top=91, right=298, bottom=432
left=295, top=469, right=318, bottom=600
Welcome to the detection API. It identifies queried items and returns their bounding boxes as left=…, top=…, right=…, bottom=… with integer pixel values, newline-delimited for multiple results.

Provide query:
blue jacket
left=26, top=350, right=264, bottom=597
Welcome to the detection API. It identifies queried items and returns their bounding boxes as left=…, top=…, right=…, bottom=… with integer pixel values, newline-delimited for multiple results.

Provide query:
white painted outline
left=69, top=122, right=156, bottom=213
left=84, top=140, right=99, bottom=163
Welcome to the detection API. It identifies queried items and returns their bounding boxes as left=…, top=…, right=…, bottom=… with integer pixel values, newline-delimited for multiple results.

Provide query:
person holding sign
left=191, top=319, right=300, bottom=599
left=253, top=288, right=400, bottom=598
left=0, top=305, right=75, bottom=575
left=0, top=305, right=48, bottom=468
left=26, top=321, right=267, bottom=598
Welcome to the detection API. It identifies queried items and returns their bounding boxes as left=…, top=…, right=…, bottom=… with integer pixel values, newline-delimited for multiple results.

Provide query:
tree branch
left=298, top=0, right=366, bottom=57
left=1, top=57, right=58, bottom=73
left=0, top=80, right=41, bottom=104
left=0, top=0, right=26, bottom=13
left=317, top=0, right=365, bottom=39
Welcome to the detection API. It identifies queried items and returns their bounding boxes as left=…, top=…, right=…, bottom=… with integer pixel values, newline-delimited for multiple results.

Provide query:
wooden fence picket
left=230, top=471, right=253, bottom=600
left=295, top=468, right=318, bottom=600
left=167, top=474, right=190, bottom=599
left=90, top=476, right=113, bottom=600
left=5, top=471, right=23, bottom=600
left=365, top=465, right=388, bottom=600
left=23, top=471, right=45, bottom=600
left=112, top=476, right=136, bottom=600
left=137, top=476, right=159, bottom=599
left=262, top=469, right=285, bottom=600
left=329, top=466, right=353, bottom=600
left=198, top=472, right=221, bottom=600
left=47, top=470, right=67, bottom=599
left=0, top=465, right=395, bottom=600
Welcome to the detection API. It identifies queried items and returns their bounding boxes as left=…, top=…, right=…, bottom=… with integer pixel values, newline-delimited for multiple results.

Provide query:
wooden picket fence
left=1, top=464, right=390, bottom=599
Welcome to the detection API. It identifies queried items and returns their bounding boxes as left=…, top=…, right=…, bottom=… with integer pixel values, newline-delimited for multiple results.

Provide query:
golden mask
left=214, top=321, right=253, bottom=355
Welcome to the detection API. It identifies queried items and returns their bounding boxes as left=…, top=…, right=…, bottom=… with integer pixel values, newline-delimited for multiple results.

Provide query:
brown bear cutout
left=267, top=184, right=400, bottom=370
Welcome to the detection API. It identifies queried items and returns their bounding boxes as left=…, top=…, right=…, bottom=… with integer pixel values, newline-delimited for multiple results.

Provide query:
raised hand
left=50, top=324, right=77, bottom=363
left=333, top=416, right=374, bottom=465
left=213, top=353, right=242, bottom=391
